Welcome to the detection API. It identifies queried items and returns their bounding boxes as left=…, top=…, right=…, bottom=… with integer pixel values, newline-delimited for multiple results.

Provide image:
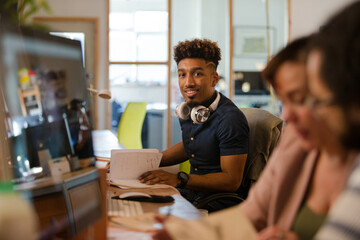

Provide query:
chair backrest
left=117, top=102, right=147, bottom=149
left=179, top=160, right=190, bottom=173
left=240, top=108, right=283, bottom=195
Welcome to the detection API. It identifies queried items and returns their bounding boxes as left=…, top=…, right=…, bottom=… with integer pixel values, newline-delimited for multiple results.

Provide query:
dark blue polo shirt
left=180, top=91, right=249, bottom=176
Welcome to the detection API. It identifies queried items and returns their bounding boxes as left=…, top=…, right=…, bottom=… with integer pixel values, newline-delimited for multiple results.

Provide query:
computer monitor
left=234, top=71, right=270, bottom=95
left=0, top=23, right=94, bottom=180
left=25, top=118, right=75, bottom=167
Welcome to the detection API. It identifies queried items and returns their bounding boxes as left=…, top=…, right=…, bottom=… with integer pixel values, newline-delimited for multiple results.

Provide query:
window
left=108, top=0, right=290, bottom=150
left=109, top=0, right=170, bottom=151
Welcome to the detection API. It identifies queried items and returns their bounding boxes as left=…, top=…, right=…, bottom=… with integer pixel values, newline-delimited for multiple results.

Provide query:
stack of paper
left=109, top=149, right=165, bottom=188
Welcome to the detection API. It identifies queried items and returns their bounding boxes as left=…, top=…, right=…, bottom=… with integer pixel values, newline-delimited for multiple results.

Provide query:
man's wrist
left=177, top=171, right=189, bottom=188
left=176, top=178, right=181, bottom=187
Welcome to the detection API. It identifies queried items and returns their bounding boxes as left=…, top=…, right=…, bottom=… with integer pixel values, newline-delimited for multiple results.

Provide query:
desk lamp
left=87, top=88, right=111, bottom=99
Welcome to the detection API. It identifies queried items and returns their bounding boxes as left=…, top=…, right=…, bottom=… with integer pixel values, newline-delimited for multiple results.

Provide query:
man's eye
left=178, top=73, right=185, bottom=78
left=194, top=72, right=202, bottom=77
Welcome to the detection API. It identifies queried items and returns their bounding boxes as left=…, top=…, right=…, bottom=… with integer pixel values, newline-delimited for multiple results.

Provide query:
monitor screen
left=0, top=24, right=94, bottom=180
left=234, top=71, right=270, bottom=95
left=24, top=118, right=75, bottom=168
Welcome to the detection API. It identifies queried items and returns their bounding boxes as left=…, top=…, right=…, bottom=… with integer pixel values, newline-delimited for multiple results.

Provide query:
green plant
left=1, top=0, right=51, bottom=26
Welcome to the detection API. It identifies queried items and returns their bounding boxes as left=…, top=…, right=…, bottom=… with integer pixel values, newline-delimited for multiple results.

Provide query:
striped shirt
left=315, top=154, right=360, bottom=240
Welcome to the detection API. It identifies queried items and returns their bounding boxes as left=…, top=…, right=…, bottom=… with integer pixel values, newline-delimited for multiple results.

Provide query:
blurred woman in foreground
left=153, top=36, right=356, bottom=240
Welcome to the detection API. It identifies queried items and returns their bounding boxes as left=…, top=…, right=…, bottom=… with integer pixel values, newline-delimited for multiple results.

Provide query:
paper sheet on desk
left=110, top=179, right=170, bottom=189
left=109, top=149, right=162, bottom=182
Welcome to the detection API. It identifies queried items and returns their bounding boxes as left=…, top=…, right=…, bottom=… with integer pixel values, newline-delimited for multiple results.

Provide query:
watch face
left=179, top=172, right=189, bottom=180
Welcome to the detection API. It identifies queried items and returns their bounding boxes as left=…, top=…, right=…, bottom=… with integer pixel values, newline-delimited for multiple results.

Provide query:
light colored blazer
left=240, top=124, right=317, bottom=231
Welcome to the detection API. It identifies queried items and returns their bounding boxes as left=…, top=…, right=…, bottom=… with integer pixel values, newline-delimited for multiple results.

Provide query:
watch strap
left=177, top=171, right=189, bottom=188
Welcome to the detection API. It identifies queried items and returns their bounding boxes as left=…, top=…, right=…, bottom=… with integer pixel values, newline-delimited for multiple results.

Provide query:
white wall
left=32, top=0, right=109, bottom=129
left=290, top=0, right=357, bottom=40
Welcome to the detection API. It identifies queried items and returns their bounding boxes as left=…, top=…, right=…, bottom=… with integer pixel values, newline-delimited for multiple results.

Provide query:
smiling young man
left=139, top=39, right=249, bottom=211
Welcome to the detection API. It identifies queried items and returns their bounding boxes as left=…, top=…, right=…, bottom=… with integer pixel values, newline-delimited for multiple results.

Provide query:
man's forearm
left=160, top=142, right=189, bottom=167
left=183, top=154, right=246, bottom=192
left=186, top=172, right=242, bottom=192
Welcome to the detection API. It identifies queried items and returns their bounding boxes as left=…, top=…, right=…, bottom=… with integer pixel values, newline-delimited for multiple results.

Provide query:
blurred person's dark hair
left=309, top=1, right=360, bottom=109
left=309, top=1, right=360, bottom=150
left=262, top=36, right=310, bottom=87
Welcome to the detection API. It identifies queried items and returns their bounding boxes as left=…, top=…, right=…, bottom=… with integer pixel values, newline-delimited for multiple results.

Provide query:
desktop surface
left=107, top=184, right=202, bottom=239
left=92, top=129, right=125, bottom=159
left=92, top=129, right=201, bottom=239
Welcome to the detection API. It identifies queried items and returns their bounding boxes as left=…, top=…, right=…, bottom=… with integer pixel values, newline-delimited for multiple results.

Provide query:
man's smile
left=184, top=89, right=198, bottom=98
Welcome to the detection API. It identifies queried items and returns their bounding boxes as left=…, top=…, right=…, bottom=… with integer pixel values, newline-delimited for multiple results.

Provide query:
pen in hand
left=155, top=206, right=172, bottom=225
left=165, top=206, right=172, bottom=219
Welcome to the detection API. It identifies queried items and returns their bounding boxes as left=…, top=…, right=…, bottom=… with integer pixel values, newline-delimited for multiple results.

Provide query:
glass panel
left=109, top=64, right=168, bottom=150
left=134, top=11, right=168, bottom=32
left=137, top=65, right=167, bottom=85
left=109, top=64, right=136, bottom=85
left=109, top=0, right=169, bottom=151
left=109, top=0, right=168, bottom=62
left=109, top=64, right=167, bottom=86
left=137, top=33, right=167, bottom=62
left=170, top=0, right=229, bottom=146
left=232, top=0, right=288, bottom=115
left=109, top=31, right=136, bottom=62
left=109, top=12, right=134, bottom=30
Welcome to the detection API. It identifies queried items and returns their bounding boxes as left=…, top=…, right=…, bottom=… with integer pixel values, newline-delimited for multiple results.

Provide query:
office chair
left=117, top=102, right=147, bottom=149
left=194, top=108, right=283, bottom=212
left=179, top=160, right=190, bottom=173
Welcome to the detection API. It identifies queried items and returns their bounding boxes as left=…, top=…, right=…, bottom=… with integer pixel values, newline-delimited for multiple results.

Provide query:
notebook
left=109, top=149, right=167, bottom=188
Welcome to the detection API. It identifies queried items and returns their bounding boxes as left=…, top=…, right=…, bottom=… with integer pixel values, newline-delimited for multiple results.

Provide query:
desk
left=92, top=130, right=125, bottom=158
left=92, top=130, right=200, bottom=239
left=106, top=185, right=201, bottom=239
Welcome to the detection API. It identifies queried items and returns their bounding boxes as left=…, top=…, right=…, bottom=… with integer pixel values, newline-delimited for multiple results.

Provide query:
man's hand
left=139, top=170, right=180, bottom=187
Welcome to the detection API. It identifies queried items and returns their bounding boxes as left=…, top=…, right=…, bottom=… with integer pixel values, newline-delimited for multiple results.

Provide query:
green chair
left=117, top=102, right=147, bottom=149
left=179, top=160, right=190, bottom=174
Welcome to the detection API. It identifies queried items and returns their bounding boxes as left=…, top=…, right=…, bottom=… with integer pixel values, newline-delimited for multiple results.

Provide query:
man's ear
left=212, top=72, right=219, bottom=87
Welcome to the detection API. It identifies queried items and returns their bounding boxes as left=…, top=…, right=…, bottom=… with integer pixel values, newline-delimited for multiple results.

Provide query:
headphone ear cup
left=175, top=102, right=191, bottom=120
left=191, top=105, right=210, bottom=124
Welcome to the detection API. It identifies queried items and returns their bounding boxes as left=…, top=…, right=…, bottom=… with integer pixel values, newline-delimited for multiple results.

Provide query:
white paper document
left=110, top=179, right=169, bottom=189
left=109, top=149, right=163, bottom=188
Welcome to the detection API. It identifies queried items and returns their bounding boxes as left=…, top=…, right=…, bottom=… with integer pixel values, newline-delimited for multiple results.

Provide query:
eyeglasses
left=305, top=95, right=337, bottom=109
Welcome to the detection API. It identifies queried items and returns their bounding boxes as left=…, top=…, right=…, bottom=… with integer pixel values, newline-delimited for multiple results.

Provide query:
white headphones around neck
left=175, top=91, right=220, bottom=124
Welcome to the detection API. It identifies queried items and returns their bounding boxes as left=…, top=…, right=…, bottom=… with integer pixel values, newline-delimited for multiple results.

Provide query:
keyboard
left=107, top=198, right=144, bottom=217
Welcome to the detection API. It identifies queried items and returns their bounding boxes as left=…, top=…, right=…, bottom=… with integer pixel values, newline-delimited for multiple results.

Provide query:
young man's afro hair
left=173, top=38, right=221, bottom=68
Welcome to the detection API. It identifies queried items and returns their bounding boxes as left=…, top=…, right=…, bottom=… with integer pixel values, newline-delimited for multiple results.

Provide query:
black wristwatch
left=177, top=171, right=189, bottom=188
